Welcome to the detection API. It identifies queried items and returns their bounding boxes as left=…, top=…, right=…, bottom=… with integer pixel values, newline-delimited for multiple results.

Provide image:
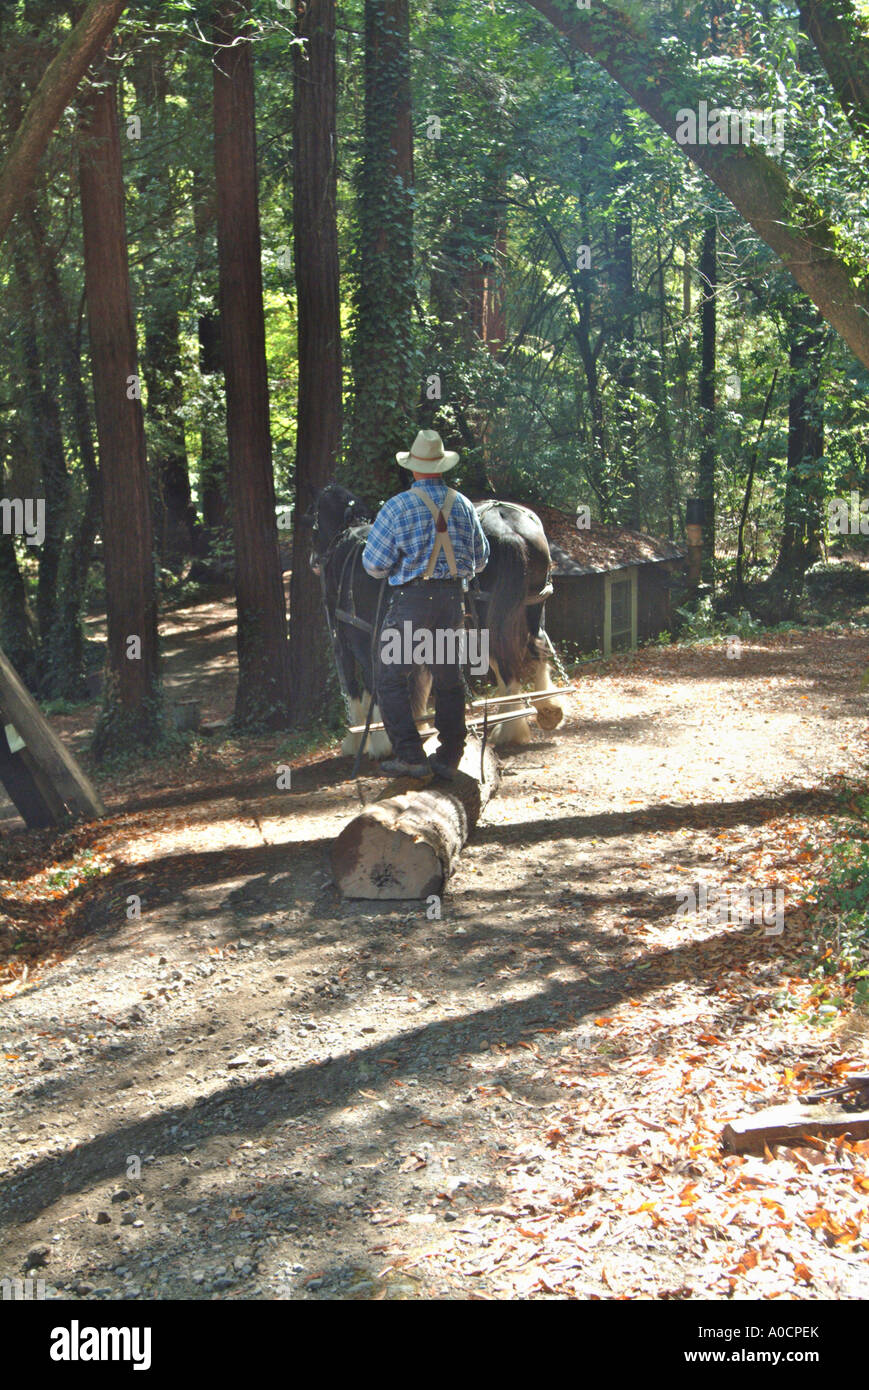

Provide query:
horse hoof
left=366, top=729, right=393, bottom=759
left=491, top=718, right=532, bottom=746
left=535, top=703, right=564, bottom=731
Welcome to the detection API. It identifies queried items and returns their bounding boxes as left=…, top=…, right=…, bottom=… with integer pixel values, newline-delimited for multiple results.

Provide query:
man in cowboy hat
left=361, top=429, right=489, bottom=779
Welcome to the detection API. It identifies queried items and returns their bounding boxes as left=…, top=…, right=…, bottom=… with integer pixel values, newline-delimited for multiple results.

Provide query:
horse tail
left=486, top=513, right=529, bottom=685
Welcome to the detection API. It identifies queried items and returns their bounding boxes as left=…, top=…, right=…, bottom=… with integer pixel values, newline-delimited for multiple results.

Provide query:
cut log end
left=331, top=743, right=499, bottom=900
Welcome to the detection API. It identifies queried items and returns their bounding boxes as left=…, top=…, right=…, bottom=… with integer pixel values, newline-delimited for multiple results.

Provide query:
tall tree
left=25, top=205, right=101, bottom=699
left=192, top=167, right=229, bottom=540
left=697, top=215, right=717, bottom=584
left=10, top=239, right=70, bottom=666
left=612, top=216, right=638, bottom=525
left=349, top=0, right=416, bottom=498
left=288, top=0, right=343, bottom=722
left=130, top=51, right=199, bottom=568
left=770, top=304, right=828, bottom=607
left=78, top=75, right=159, bottom=756
left=213, top=1, right=291, bottom=729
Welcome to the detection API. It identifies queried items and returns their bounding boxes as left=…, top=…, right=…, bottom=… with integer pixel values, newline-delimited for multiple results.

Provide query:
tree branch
left=0, top=0, right=127, bottom=248
left=800, top=0, right=869, bottom=139
left=524, top=0, right=869, bottom=370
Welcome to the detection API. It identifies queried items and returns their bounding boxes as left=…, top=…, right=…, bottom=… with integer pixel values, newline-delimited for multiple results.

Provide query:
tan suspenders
left=410, top=486, right=459, bottom=578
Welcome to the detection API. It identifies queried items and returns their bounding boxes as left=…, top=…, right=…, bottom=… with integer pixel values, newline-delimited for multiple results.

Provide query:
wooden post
left=685, top=497, right=703, bottom=589
left=0, top=645, right=104, bottom=826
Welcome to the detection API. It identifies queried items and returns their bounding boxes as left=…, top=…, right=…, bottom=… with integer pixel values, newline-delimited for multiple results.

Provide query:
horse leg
left=527, top=634, right=565, bottom=731
left=487, top=658, right=533, bottom=746
left=364, top=699, right=392, bottom=759
left=341, top=695, right=367, bottom=756
left=340, top=693, right=394, bottom=758
left=410, top=666, right=433, bottom=724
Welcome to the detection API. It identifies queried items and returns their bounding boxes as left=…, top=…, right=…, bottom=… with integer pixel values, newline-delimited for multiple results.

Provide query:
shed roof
left=492, top=500, right=686, bottom=577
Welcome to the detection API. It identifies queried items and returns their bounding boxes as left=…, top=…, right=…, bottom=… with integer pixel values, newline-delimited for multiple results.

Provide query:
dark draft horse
left=305, top=484, right=565, bottom=757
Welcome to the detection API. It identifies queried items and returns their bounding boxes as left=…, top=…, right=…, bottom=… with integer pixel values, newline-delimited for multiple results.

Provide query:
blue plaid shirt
left=362, top=480, right=490, bottom=585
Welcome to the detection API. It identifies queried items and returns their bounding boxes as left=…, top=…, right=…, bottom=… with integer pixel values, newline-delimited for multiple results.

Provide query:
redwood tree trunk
left=698, top=215, right=717, bottom=585
left=349, top=0, right=416, bottom=499
left=612, top=216, right=638, bottom=526
left=79, top=78, right=159, bottom=756
left=131, top=53, right=198, bottom=569
left=289, top=0, right=342, bottom=723
left=11, top=242, right=70, bottom=667
left=25, top=205, right=101, bottom=698
left=213, top=2, right=291, bottom=729
left=771, top=307, right=827, bottom=606
left=193, top=169, right=228, bottom=538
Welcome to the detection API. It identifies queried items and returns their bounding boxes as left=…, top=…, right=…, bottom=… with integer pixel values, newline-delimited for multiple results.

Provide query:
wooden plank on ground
left=722, top=1102, right=869, bottom=1154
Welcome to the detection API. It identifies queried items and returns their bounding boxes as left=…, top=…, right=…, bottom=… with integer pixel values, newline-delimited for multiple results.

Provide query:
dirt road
left=1, top=626, right=868, bottom=1299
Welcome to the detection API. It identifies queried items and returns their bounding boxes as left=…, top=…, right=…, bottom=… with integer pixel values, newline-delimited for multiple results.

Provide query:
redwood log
left=331, top=743, right=499, bottom=899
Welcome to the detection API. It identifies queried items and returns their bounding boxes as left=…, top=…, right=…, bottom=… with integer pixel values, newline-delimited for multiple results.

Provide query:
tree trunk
left=131, top=53, right=198, bottom=569
left=612, top=217, right=638, bottom=525
left=770, top=308, right=827, bottom=609
left=349, top=0, right=416, bottom=499
left=799, top=0, right=869, bottom=139
left=192, top=166, right=229, bottom=542
left=0, top=0, right=127, bottom=247
left=24, top=205, right=101, bottom=699
left=197, top=312, right=229, bottom=535
left=0, top=473, right=37, bottom=688
left=735, top=369, right=778, bottom=599
left=698, top=215, right=716, bottom=585
left=213, top=2, right=291, bottom=730
left=79, top=78, right=160, bottom=757
left=288, top=0, right=343, bottom=724
left=10, top=242, right=70, bottom=667
left=651, top=231, right=678, bottom=539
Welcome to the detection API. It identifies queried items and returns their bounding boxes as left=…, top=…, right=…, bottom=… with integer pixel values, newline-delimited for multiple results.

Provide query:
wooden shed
left=530, top=505, right=686, bottom=657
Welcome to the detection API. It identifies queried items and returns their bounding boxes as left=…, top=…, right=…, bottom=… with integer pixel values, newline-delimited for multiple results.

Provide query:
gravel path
left=1, top=627, right=868, bottom=1300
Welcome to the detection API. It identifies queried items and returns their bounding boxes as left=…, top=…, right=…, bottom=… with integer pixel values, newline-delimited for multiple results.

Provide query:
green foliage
left=2, top=0, right=869, bottom=713
left=675, top=594, right=766, bottom=640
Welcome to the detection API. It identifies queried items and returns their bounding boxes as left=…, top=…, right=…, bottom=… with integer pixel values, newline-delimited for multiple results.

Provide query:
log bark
left=331, top=743, right=499, bottom=899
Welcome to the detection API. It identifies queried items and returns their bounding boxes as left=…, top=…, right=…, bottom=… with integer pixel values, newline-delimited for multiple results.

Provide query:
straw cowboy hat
left=396, top=429, right=459, bottom=473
